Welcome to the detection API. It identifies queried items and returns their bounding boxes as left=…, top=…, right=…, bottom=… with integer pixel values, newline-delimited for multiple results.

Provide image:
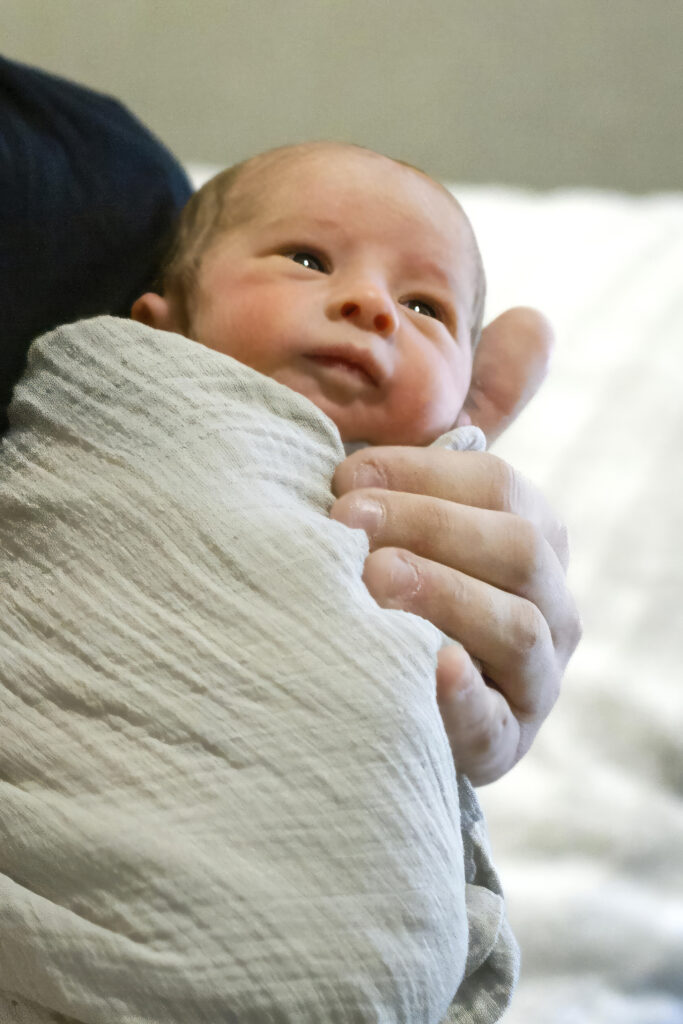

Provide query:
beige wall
left=2, top=0, right=681, bottom=192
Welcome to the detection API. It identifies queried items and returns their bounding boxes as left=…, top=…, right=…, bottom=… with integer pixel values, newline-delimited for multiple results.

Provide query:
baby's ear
left=130, top=292, right=182, bottom=333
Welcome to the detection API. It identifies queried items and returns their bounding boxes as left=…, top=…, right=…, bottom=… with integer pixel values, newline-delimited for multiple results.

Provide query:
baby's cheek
left=213, top=303, right=280, bottom=371
left=379, top=377, right=461, bottom=446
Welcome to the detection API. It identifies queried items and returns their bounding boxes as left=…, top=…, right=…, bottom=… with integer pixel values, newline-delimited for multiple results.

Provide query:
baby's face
left=183, top=148, right=477, bottom=445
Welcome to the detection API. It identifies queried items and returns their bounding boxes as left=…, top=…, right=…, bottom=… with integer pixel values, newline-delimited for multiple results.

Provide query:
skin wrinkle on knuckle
left=420, top=497, right=455, bottom=548
left=528, top=660, right=560, bottom=721
left=494, top=457, right=548, bottom=533
left=507, top=599, right=550, bottom=673
left=505, top=464, right=528, bottom=518
left=511, top=519, right=547, bottom=595
left=486, top=454, right=517, bottom=514
left=442, top=565, right=467, bottom=610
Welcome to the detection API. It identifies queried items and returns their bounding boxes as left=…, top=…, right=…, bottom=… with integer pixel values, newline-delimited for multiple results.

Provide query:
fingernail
left=343, top=496, right=384, bottom=536
left=352, top=460, right=386, bottom=489
left=387, top=555, right=420, bottom=599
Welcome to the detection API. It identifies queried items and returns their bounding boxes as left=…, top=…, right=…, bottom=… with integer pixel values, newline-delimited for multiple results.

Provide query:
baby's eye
left=287, top=251, right=326, bottom=272
left=404, top=298, right=440, bottom=320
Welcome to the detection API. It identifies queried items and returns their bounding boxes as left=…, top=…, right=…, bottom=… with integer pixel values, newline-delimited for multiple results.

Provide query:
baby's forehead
left=246, top=145, right=471, bottom=245
left=261, top=144, right=450, bottom=201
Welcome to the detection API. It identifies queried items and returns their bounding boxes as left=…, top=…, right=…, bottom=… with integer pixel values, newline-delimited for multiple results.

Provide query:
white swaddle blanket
left=0, top=316, right=517, bottom=1024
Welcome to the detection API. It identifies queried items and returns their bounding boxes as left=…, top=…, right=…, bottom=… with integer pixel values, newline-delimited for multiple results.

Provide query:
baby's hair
left=157, top=141, right=486, bottom=346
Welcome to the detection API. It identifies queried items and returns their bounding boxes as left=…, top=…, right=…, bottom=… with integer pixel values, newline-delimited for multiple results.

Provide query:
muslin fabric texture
left=0, top=316, right=517, bottom=1023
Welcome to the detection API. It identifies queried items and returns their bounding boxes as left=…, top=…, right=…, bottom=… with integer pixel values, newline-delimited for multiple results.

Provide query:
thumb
left=460, top=306, right=555, bottom=445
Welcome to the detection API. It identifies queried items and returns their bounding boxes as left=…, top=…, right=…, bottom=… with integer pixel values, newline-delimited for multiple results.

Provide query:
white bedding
left=452, top=185, right=683, bottom=1024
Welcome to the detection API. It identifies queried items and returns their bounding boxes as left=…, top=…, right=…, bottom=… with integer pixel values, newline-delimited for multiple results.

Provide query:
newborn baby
left=0, top=142, right=517, bottom=1024
left=131, top=139, right=485, bottom=448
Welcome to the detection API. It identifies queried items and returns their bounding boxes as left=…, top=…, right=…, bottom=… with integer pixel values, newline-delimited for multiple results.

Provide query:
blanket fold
left=0, top=316, right=517, bottom=1024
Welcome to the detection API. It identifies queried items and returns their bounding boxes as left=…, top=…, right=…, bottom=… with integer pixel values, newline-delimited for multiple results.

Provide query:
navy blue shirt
left=0, top=56, right=193, bottom=432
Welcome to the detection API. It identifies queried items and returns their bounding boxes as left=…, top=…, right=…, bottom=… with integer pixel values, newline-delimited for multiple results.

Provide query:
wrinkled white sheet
left=0, top=317, right=517, bottom=1023
left=452, top=185, right=683, bottom=1024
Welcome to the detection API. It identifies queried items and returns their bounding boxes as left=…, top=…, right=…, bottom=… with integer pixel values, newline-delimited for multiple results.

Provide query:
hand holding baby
left=332, top=306, right=581, bottom=785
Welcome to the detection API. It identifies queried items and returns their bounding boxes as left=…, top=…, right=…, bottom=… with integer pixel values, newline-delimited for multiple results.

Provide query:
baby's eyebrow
left=402, top=257, right=455, bottom=293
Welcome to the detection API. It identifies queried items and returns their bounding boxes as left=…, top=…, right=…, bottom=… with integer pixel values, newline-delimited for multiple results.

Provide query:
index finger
left=332, top=447, right=569, bottom=570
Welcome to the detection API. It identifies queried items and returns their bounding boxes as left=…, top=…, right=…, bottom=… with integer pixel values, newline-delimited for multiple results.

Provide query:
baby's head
left=132, top=141, right=486, bottom=446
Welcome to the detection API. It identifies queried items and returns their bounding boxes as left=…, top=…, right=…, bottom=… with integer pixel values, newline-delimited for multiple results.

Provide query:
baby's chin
left=336, top=417, right=461, bottom=449
left=326, top=399, right=464, bottom=448
left=329, top=395, right=467, bottom=448
left=270, top=366, right=462, bottom=448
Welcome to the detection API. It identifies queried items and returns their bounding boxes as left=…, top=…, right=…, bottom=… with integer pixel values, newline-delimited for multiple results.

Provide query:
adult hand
left=330, top=307, right=581, bottom=785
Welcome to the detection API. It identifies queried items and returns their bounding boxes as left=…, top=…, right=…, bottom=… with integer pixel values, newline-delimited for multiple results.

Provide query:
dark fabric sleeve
left=0, top=56, right=193, bottom=433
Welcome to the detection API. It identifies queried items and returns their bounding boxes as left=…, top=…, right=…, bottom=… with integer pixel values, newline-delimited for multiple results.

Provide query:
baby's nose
left=332, top=288, right=399, bottom=337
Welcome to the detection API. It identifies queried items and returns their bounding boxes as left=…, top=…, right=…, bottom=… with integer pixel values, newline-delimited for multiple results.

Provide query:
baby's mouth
left=305, top=354, right=376, bottom=386
left=304, top=345, right=383, bottom=387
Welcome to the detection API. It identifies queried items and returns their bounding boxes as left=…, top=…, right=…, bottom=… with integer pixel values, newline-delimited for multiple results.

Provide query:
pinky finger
left=435, top=644, right=521, bottom=786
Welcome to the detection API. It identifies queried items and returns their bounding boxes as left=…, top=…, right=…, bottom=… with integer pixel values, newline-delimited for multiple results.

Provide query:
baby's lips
left=306, top=342, right=386, bottom=387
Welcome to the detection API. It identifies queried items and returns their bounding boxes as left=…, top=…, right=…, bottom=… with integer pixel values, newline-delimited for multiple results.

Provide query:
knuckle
left=510, top=519, right=547, bottom=593
left=478, top=704, right=512, bottom=751
left=500, top=465, right=520, bottom=516
left=517, top=665, right=561, bottom=724
left=462, top=725, right=500, bottom=767
left=425, top=494, right=455, bottom=540
left=486, top=455, right=528, bottom=517
left=485, top=454, right=517, bottom=513
left=552, top=591, right=583, bottom=666
left=486, top=455, right=548, bottom=529
left=510, top=599, right=549, bottom=667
